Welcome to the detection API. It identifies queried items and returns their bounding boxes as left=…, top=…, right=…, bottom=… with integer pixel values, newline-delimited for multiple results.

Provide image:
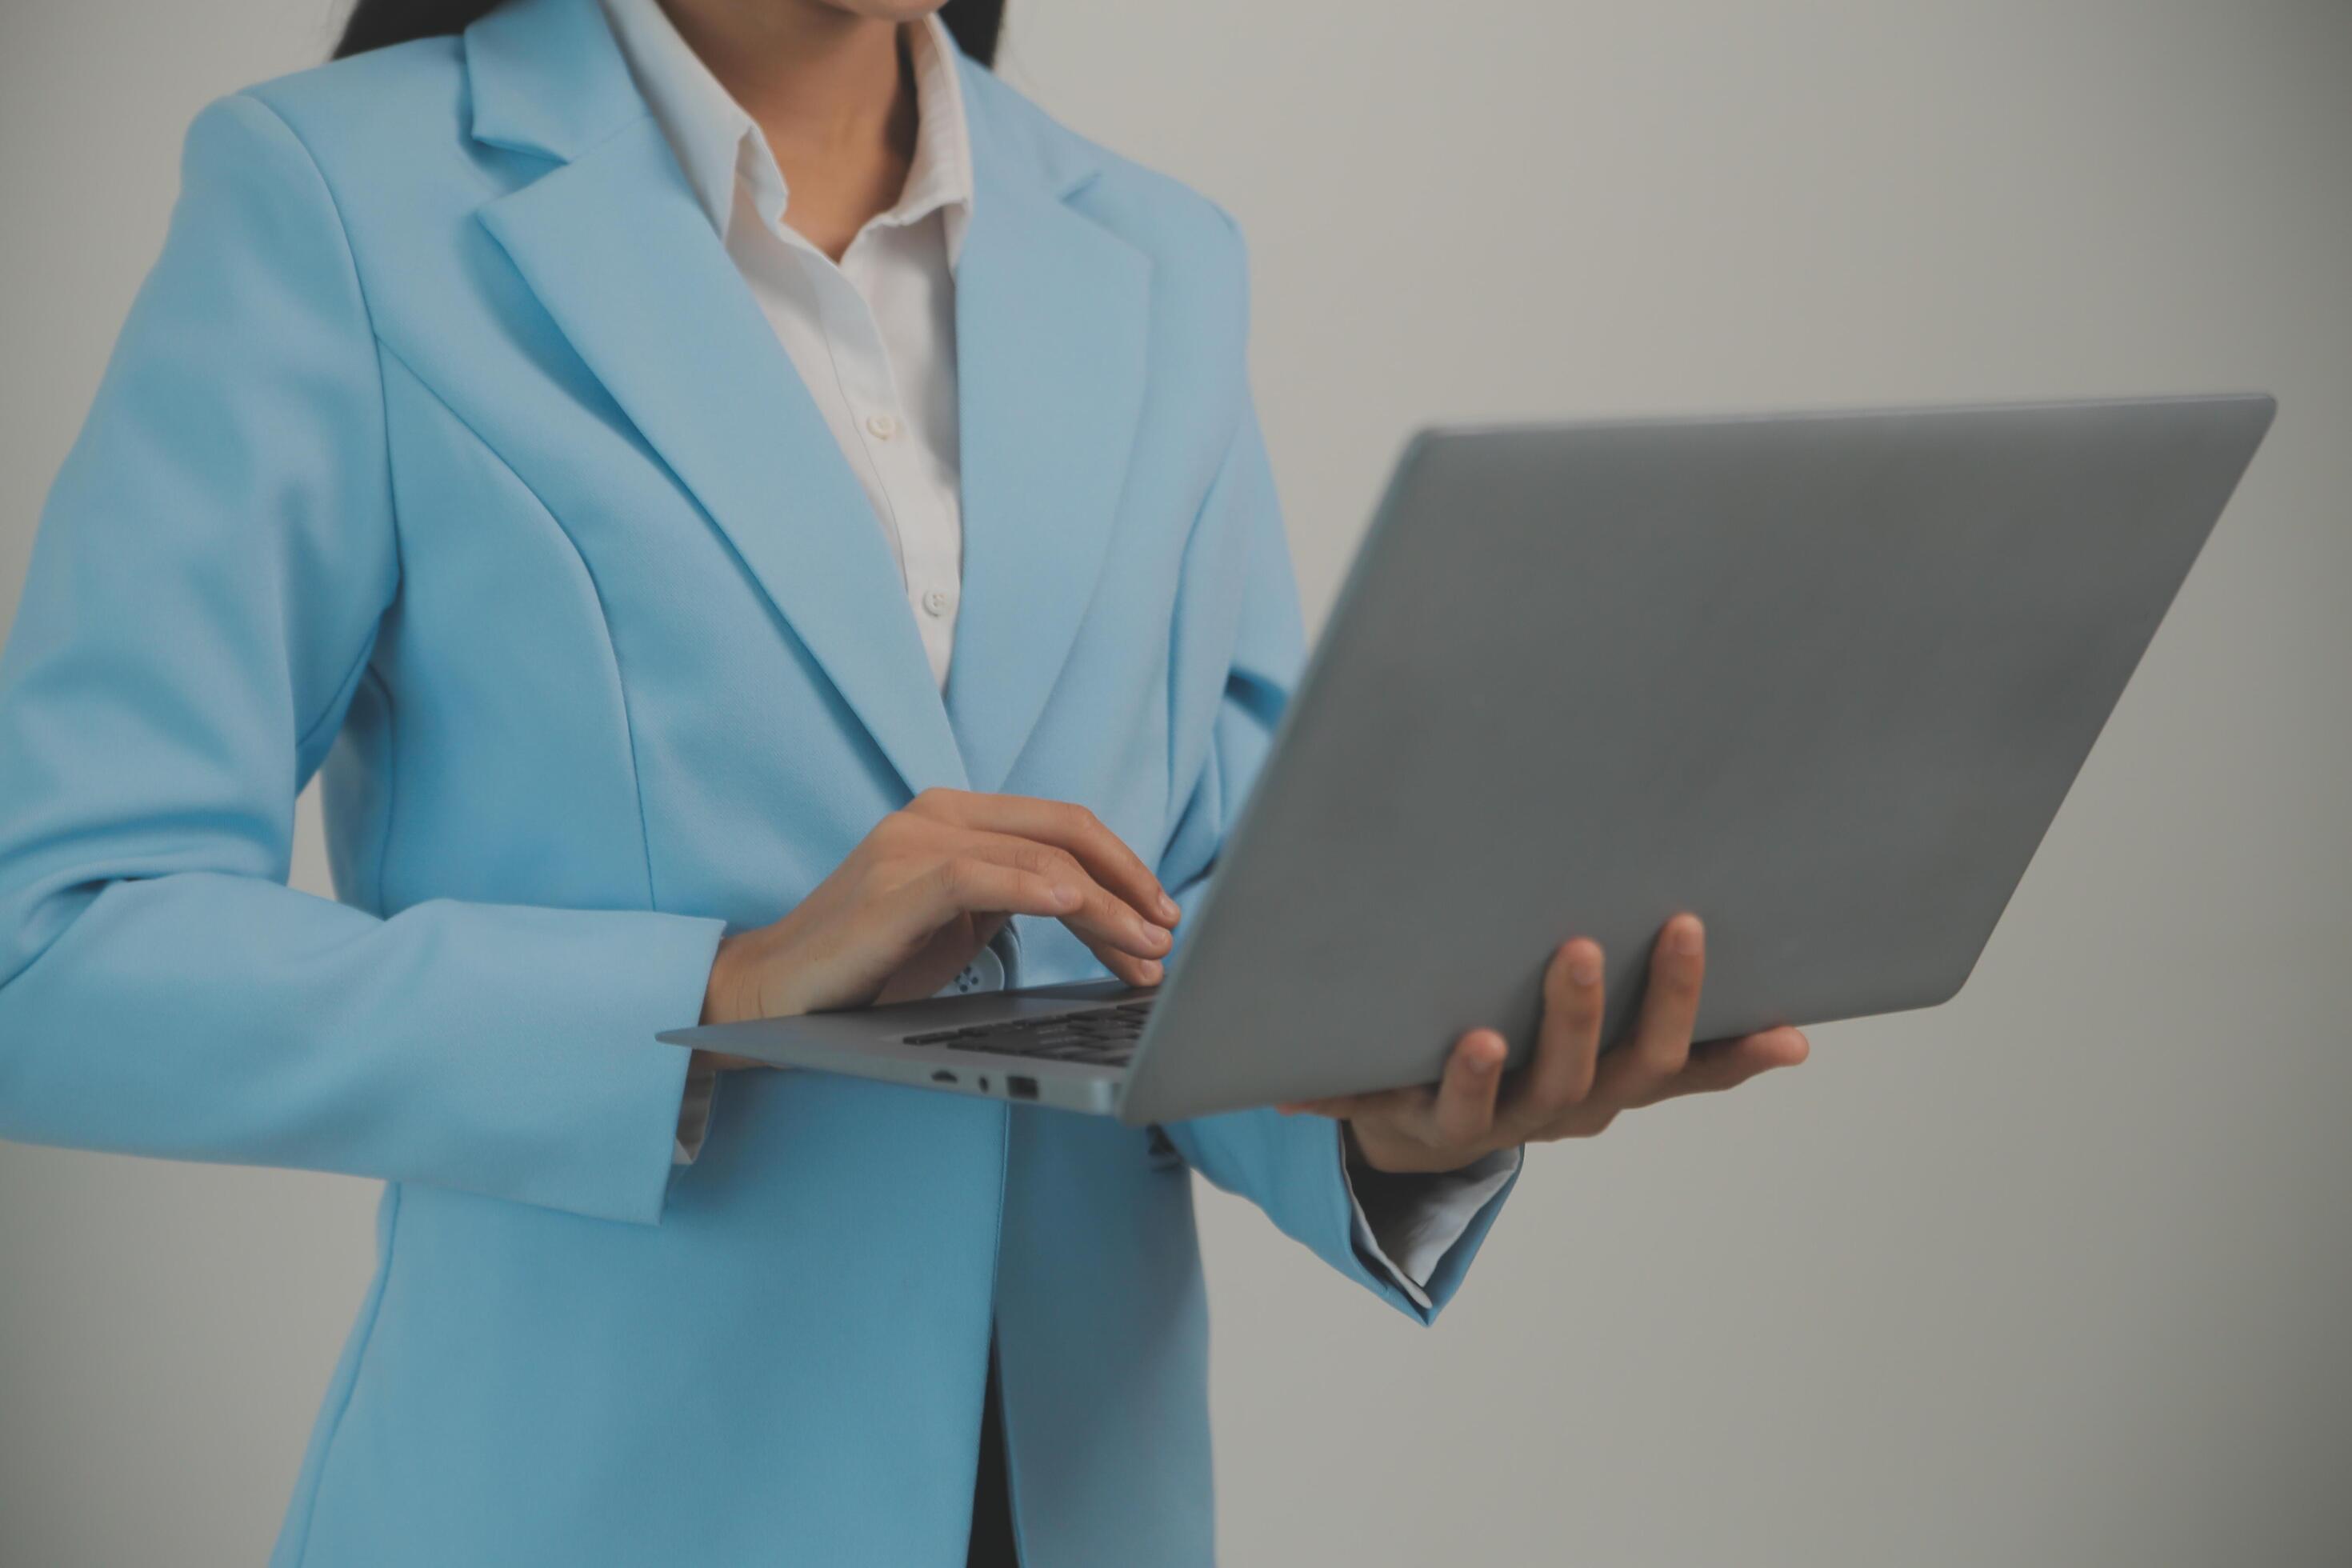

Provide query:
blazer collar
left=464, top=0, right=1148, bottom=802
left=465, top=0, right=646, bottom=163
left=944, top=74, right=1150, bottom=792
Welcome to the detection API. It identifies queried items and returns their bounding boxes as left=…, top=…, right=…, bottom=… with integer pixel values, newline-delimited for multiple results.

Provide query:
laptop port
left=930, top=1070, right=958, bottom=1085
left=1006, top=1075, right=1039, bottom=1102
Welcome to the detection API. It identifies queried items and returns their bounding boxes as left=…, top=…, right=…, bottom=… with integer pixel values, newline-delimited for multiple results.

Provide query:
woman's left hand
left=1278, top=913, right=1810, bottom=1174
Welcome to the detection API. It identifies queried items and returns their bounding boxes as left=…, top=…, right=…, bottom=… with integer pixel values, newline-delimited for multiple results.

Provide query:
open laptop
left=660, top=394, right=2276, bottom=1125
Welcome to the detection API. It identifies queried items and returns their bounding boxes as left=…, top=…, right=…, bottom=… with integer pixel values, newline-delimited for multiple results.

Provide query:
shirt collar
left=598, top=0, right=975, bottom=266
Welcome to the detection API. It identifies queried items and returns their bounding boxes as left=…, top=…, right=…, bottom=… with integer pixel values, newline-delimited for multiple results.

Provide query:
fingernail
left=1138, top=960, right=1164, bottom=984
left=1051, top=884, right=1081, bottom=909
left=1672, top=917, right=1704, bottom=955
left=1570, top=950, right=1602, bottom=986
left=1157, top=892, right=1181, bottom=922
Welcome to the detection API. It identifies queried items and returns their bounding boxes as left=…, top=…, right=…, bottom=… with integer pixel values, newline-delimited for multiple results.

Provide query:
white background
left=2, top=0, right=2349, bottom=1562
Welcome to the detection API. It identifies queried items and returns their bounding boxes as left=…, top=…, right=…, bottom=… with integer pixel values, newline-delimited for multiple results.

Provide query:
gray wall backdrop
left=3, top=0, right=2349, bottom=1562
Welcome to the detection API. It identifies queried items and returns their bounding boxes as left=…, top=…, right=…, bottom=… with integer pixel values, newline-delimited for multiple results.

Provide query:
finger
left=1600, top=913, right=1706, bottom=1095
left=951, top=831, right=1174, bottom=961
left=1075, top=933, right=1166, bottom=990
left=1651, top=1027, right=1810, bottom=1100
left=878, top=856, right=1082, bottom=950
left=1512, top=938, right=1605, bottom=1126
left=938, top=835, right=1169, bottom=988
left=916, top=790, right=1180, bottom=928
left=1431, top=1030, right=1509, bottom=1148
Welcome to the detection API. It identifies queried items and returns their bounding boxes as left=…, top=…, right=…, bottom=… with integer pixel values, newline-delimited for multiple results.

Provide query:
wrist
left=1343, top=1116, right=1511, bottom=1178
left=702, top=931, right=768, bottom=1025
left=1340, top=1119, right=1415, bottom=1179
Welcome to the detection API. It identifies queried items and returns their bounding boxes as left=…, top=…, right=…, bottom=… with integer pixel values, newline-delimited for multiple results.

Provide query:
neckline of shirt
left=598, top=0, right=975, bottom=267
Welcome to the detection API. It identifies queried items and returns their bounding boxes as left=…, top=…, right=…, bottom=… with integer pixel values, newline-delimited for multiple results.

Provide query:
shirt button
left=866, top=410, right=900, bottom=441
left=920, top=587, right=954, bottom=618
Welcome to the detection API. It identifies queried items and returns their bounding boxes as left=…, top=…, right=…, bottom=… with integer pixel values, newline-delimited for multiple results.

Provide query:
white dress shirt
left=603, top=0, right=1513, bottom=1304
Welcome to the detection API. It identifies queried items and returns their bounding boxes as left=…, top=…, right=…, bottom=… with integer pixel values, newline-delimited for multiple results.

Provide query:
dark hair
left=333, top=0, right=1004, bottom=67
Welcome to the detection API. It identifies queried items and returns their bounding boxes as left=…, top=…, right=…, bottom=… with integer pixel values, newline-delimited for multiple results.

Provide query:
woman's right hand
left=695, top=790, right=1180, bottom=1051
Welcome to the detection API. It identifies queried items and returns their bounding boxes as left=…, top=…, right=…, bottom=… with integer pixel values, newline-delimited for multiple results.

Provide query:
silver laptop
left=661, top=394, right=2275, bottom=1125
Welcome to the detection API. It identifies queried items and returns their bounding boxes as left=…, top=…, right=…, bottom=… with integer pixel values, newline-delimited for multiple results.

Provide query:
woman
left=0, top=0, right=1812, bottom=1562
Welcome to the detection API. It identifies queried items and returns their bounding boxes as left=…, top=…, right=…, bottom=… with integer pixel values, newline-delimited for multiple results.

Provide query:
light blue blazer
left=0, top=0, right=1515, bottom=1562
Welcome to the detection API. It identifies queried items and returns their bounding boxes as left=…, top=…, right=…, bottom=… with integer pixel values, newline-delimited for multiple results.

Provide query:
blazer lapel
left=466, top=0, right=967, bottom=800
left=945, top=70, right=1152, bottom=794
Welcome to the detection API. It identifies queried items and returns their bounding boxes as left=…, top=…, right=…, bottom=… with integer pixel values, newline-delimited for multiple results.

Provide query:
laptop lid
left=1116, top=394, right=2274, bottom=1123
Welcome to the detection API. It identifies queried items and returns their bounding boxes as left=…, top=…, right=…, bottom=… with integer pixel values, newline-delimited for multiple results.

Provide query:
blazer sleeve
left=0, top=94, right=725, bottom=1227
left=1152, top=388, right=1517, bottom=1326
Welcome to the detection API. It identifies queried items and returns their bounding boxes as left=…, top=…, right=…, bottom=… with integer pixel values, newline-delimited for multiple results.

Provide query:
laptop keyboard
left=901, top=999, right=1154, bottom=1068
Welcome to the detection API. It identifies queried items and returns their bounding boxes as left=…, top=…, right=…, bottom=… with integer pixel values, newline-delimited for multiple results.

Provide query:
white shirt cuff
left=1342, top=1143, right=1522, bottom=1310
